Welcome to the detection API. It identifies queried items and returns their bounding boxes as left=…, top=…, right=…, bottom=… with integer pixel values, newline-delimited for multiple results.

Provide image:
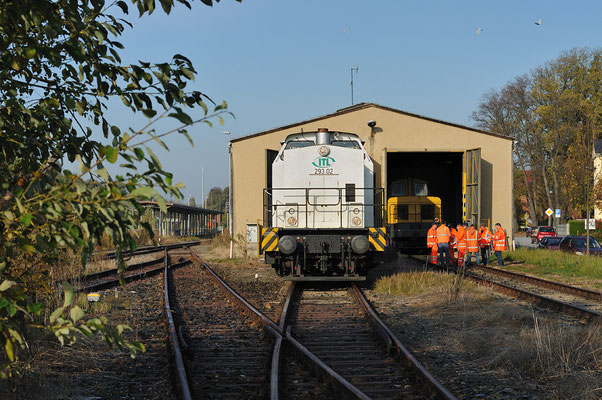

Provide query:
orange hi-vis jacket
left=493, top=228, right=507, bottom=251
left=479, top=227, right=492, bottom=247
left=455, top=226, right=467, bottom=249
left=436, top=225, right=451, bottom=243
left=466, top=227, right=480, bottom=252
left=427, top=226, right=437, bottom=248
left=450, top=228, right=457, bottom=245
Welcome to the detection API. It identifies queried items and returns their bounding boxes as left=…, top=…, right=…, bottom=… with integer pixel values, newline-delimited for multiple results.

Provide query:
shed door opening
left=386, top=152, right=464, bottom=224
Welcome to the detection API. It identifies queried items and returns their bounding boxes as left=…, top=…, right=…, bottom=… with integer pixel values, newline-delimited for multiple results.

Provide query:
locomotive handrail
left=263, top=187, right=385, bottom=228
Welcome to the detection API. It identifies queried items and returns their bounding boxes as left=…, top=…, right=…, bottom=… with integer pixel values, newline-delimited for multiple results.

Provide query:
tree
left=205, top=186, right=228, bottom=212
left=473, top=48, right=602, bottom=226
left=0, top=0, right=236, bottom=375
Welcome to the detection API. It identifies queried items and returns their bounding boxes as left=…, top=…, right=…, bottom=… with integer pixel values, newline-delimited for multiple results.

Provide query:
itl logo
left=312, top=156, right=335, bottom=168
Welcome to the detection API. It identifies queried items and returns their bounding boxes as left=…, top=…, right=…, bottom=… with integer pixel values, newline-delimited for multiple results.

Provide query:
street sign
left=586, top=219, right=596, bottom=230
left=545, top=208, right=553, bottom=217
left=555, top=209, right=561, bottom=218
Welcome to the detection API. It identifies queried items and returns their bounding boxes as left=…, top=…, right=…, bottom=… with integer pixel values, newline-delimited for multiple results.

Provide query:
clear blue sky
left=108, top=0, right=602, bottom=204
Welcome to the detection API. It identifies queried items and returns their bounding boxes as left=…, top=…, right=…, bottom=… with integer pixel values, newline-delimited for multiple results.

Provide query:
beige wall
left=231, top=105, right=514, bottom=241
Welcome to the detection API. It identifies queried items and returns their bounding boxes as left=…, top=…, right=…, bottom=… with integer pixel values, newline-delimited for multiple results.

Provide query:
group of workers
left=426, top=220, right=508, bottom=268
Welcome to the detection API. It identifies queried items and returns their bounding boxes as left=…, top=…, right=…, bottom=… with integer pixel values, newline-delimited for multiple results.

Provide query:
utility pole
left=586, top=121, right=592, bottom=255
left=201, top=166, right=205, bottom=208
left=350, top=65, right=358, bottom=105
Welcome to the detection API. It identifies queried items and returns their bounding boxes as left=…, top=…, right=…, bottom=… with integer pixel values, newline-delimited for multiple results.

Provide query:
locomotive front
left=260, top=128, right=386, bottom=280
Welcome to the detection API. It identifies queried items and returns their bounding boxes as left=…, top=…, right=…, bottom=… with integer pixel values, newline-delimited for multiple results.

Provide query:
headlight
left=352, top=217, right=362, bottom=226
left=287, top=216, right=297, bottom=226
left=353, top=208, right=360, bottom=215
left=318, top=146, right=330, bottom=156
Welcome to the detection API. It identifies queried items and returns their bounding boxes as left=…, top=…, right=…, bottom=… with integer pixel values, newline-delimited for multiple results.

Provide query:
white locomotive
left=260, top=128, right=387, bottom=280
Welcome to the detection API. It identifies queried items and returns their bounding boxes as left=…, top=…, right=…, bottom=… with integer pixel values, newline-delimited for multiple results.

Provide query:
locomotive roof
left=282, top=131, right=360, bottom=142
left=230, top=102, right=512, bottom=143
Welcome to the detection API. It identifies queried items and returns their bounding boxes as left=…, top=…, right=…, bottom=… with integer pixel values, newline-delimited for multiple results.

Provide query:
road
left=514, top=236, right=537, bottom=249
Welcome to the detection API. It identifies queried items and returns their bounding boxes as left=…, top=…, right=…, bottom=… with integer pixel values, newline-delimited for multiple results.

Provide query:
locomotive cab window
left=331, top=140, right=361, bottom=149
left=414, top=183, right=428, bottom=196
left=285, top=140, right=314, bottom=150
left=391, top=181, right=407, bottom=197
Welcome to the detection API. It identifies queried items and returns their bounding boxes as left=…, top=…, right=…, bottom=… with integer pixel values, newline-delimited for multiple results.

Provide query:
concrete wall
left=231, top=104, right=514, bottom=241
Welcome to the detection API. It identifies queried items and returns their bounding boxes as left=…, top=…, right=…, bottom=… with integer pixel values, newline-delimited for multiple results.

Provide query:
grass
left=503, top=248, right=602, bottom=288
left=373, top=271, right=484, bottom=302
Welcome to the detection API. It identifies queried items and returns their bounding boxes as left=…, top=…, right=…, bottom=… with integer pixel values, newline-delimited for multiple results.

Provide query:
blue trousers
left=466, top=251, right=480, bottom=266
left=495, top=251, right=504, bottom=266
left=437, top=242, right=449, bottom=266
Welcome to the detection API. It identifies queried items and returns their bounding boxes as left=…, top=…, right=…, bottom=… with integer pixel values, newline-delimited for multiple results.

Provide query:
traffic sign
left=545, top=208, right=553, bottom=217
left=555, top=209, right=561, bottom=218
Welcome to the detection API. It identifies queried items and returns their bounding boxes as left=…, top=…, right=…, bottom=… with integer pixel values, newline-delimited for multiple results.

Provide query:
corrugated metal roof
left=139, top=201, right=222, bottom=214
left=230, top=102, right=513, bottom=143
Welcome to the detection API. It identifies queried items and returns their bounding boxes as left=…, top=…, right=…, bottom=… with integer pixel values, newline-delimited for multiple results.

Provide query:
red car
left=531, top=226, right=555, bottom=244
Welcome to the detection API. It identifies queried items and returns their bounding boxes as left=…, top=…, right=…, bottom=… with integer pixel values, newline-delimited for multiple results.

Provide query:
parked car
left=532, top=226, right=555, bottom=244
left=538, top=236, right=562, bottom=250
left=558, top=235, right=602, bottom=255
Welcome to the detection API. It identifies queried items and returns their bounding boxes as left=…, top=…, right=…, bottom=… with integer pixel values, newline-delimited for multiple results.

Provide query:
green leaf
left=156, top=196, right=167, bottom=213
left=142, top=109, right=157, bottom=118
left=20, top=214, right=33, bottom=227
left=130, top=186, right=157, bottom=199
left=102, top=146, right=119, bottom=163
left=63, top=282, right=74, bottom=307
left=133, top=147, right=145, bottom=160
left=0, top=280, right=17, bottom=292
left=50, top=307, right=64, bottom=323
left=5, top=338, right=14, bottom=362
left=168, top=111, right=193, bottom=125
left=70, top=306, right=85, bottom=323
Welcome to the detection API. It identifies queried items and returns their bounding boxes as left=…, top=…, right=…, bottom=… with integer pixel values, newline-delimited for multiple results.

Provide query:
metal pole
left=229, top=142, right=234, bottom=259
left=350, top=65, right=358, bottom=105
left=201, top=166, right=205, bottom=209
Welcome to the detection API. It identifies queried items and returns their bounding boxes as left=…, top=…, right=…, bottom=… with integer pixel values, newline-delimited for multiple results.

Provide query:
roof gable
left=231, top=103, right=512, bottom=143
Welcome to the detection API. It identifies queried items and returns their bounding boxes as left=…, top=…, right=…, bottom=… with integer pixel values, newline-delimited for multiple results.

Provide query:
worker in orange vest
left=449, top=225, right=457, bottom=264
left=493, top=223, right=508, bottom=266
left=479, top=223, right=492, bottom=266
left=465, top=224, right=481, bottom=268
left=426, top=222, right=438, bottom=265
left=436, top=221, right=451, bottom=267
left=454, top=223, right=467, bottom=268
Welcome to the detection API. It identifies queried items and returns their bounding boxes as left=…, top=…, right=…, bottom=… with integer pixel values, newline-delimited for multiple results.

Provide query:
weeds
left=504, top=248, right=602, bottom=287
left=374, top=271, right=482, bottom=303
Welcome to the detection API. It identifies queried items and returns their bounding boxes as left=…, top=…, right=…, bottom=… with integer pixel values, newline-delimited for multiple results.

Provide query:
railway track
left=166, top=248, right=456, bottom=399
left=96, top=240, right=205, bottom=260
left=415, top=256, right=601, bottom=324
left=463, top=267, right=601, bottom=323
left=73, top=253, right=190, bottom=292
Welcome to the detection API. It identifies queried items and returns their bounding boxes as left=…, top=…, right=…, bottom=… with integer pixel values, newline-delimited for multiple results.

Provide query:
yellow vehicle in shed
left=387, top=178, right=441, bottom=254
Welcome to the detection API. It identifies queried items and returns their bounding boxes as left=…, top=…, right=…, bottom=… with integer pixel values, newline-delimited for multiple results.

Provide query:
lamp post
left=223, top=131, right=234, bottom=259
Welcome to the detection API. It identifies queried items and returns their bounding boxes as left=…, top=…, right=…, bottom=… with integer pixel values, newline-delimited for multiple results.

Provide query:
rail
left=471, top=264, right=601, bottom=301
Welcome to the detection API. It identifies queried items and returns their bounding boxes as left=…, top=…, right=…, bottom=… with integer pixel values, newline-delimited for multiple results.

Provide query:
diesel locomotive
left=259, top=128, right=387, bottom=280
left=387, top=178, right=442, bottom=254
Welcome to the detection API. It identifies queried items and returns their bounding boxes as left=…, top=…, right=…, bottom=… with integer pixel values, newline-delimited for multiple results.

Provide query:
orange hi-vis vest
left=493, top=229, right=507, bottom=251
left=427, top=226, right=437, bottom=247
left=436, top=225, right=451, bottom=243
left=466, top=227, right=480, bottom=252
left=450, top=228, right=457, bottom=246
left=479, top=227, right=492, bottom=246
left=455, top=226, right=467, bottom=249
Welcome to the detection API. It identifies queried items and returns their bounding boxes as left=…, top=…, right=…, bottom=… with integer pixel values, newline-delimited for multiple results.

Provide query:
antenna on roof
left=350, top=65, right=358, bottom=105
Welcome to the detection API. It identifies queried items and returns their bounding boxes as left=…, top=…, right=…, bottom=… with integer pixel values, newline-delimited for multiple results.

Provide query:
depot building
left=229, top=103, right=514, bottom=244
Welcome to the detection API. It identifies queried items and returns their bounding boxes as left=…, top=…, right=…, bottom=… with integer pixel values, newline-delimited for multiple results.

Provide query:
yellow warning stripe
left=261, top=227, right=279, bottom=252
left=369, top=227, right=387, bottom=251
